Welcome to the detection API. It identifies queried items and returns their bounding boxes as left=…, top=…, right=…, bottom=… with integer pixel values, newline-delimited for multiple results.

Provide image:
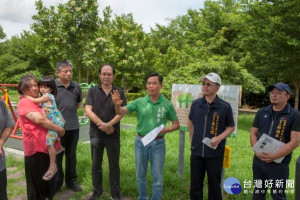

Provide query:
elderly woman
left=0, top=98, right=13, bottom=200
left=17, top=74, right=65, bottom=200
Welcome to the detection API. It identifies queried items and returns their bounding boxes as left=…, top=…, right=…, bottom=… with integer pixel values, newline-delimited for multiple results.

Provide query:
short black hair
left=18, top=74, right=38, bottom=95
left=99, top=64, right=115, bottom=75
left=56, top=60, right=73, bottom=72
left=145, top=73, right=163, bottom=84
left=38, top=76, right=57, bottom=96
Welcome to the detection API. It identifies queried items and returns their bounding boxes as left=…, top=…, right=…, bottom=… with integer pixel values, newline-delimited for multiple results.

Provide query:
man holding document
left=112, top=73, right=179, bottom=200
left=187, top=72, right=235, bottom=200
left=250, top=82, right=300, bottom=200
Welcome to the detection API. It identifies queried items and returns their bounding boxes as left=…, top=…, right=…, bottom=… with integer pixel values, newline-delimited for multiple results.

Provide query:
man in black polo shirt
left=85, top=64, right=127, bottom=200
left=250, top=82, right=300, bottom=200
left=55, top=60, right=83, bottom=192
left=187, top=72, right=235, bottom=200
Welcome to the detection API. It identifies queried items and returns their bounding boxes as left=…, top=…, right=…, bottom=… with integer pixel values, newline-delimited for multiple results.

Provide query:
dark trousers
left=55, top=129, right=79, bottom=190
left=190, top=154, right=224, bottom=200
left=90, top=136, right=121, bottom=197
left=0, top=168, right=7, bottom=200
left=252, top=157, right=289, bottom=200
left=25, top=152, right=54, bottom=200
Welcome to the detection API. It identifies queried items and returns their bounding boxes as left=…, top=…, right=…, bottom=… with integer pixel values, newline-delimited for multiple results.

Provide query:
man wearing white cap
left=188, top=72, right=235, bottom=200
left=250, top=82, right=300, bottom=200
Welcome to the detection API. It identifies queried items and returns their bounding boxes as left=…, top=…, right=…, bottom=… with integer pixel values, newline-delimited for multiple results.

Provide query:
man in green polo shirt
left=112, top=73, right=180, bottom=200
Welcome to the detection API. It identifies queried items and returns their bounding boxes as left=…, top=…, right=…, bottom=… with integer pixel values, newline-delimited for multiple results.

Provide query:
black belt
left=137, top=133, right=164, bottom=140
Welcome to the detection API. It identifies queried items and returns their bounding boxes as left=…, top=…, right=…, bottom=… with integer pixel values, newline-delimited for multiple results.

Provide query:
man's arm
left=187, top=119, right=194, bottom=143
left=262, top=131, right=300, bottom=163
left=210, top=126, right=235, bottom=147
left=250, top=127, right=259, bottom=147
left=84, top=105, right=114, bottom=134
left=115, top=105, right=130, bottom=116
left=0, top=127, right=12, bottom=157
left=159, top=120, right=180, bottom=135
left=108, top=115, right=124, bottom=127
left=111, top=90, right=130, bottom=115
left=25, top=112, right=65, bottom=137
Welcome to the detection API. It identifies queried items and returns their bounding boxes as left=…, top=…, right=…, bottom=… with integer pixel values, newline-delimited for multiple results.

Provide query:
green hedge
left=126, top=93, right=143, bottom=102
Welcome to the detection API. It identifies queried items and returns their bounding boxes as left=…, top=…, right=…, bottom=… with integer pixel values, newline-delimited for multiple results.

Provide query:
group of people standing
left=0, top=60, right=82, bottom=200
left=0, top=61, right=299, bottom=200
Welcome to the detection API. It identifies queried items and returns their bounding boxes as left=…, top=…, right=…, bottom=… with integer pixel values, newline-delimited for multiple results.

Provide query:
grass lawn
left=5, top=113, right=299, bottom=199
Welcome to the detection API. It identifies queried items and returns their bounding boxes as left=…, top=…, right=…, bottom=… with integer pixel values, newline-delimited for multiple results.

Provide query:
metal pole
left=178, top=130, right=185, bottom=177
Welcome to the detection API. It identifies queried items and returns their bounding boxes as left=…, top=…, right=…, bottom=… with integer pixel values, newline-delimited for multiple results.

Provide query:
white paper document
left=202, top=137, right=218, bottom=149
left=141, top=124, right=165, bottom=146
left=252, top=133, right=285, bottom=163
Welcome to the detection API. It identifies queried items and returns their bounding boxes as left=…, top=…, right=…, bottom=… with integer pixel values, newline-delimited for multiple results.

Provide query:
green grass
left=6, top=154, right=26, bottom=198
left=121, top=112, right=138, bottom=125
left=6, top=113, right=299, bottom=199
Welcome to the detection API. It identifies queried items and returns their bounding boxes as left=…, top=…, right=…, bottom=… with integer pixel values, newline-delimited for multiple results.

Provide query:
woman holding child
left=17, top=74, right=65, bottom=200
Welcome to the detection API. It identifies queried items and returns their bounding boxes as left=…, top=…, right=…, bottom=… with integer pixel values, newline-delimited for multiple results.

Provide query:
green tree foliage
left=32, top=0, right=99, bottom=83
left=0, top=26, right=6, bottom=40
left=243, top=0, right=300, bottom=109
left=108, top=13, right=153, bottom=92
left=0, top=32, right=48, bottom=83
left=1, top=0, right=298, bottom=109
left=31, top=1, right=152, bottom=93
left=151, top=0, right=264, bottom=98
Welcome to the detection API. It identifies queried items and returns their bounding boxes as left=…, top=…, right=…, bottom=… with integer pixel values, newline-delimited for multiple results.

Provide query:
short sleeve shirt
left=55, top=80, right=82, bottom=130
left=0, top=99, right=12, bottom=171
left=126, top=95, right=178, bottom=135
left=85, top=85, right=127, bottom=138
left=17, top=98, right=48, bottom=156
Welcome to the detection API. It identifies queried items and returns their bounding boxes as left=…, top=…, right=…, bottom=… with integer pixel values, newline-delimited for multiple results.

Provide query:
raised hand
left=111, top=90, right=123, bottom=106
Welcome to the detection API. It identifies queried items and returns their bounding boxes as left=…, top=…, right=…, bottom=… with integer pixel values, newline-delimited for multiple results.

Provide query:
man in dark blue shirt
left=188, top=72, right=235, bottom=200
left=250, top=82, right=300, bottom=200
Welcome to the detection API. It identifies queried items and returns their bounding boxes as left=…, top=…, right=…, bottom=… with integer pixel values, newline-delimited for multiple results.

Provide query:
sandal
left=42, top=165, right=58, bottom=181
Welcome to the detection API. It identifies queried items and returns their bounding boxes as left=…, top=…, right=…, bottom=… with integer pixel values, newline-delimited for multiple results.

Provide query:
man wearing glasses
left=187, top=72, right=235, bottom=200
left=55, top=60, right=83, bottom=192
left=250, top=82, right=300, bottom=200
left=111, top=73, right=180, bottom=200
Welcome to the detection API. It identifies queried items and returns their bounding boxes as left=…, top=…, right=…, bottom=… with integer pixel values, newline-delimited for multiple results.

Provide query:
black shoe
left=66, top=182, right=82, bottom=192
left=89, top=192, right=102, bottom=200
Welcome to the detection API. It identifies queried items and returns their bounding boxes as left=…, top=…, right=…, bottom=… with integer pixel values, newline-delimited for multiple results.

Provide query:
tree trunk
left=86, top=65, right=89, bottom=83
left=78, top=65, right=81, bottom=83
left=293, top=81, right=299, bottom=110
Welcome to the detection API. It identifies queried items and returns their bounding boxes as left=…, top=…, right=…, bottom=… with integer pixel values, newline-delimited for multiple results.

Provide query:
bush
left=126, top=93, right=143, bottom=102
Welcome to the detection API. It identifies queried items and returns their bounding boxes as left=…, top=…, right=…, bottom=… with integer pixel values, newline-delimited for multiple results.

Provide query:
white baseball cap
left=200, top=72, right=221, bottom=85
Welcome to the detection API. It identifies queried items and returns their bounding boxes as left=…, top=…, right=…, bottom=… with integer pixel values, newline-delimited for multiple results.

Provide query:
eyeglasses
left=146, top=82, right=160, bottom=86
left=202, top=82, right=216, bottom=87
left=270, top=91, right=287, bottom=96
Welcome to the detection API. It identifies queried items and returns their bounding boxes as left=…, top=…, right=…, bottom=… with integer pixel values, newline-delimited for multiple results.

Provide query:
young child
left=25, top=76, right=65, bottom=181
